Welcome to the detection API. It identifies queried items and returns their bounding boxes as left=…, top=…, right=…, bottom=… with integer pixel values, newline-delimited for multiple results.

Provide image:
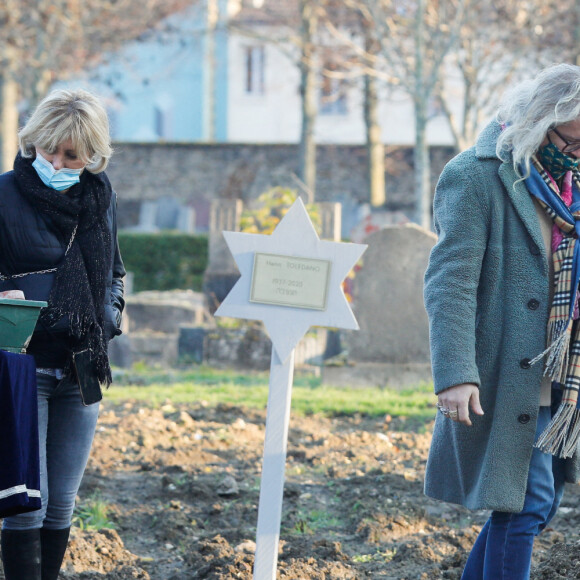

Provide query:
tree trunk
left=364, top=29, right=385, bottom=207
left=414, top=99, right=431, bottom=229
left=0, top=75, right=19, bottom=173
left=204, top=0, right=218, bottom=142
left=414, top=0, right=431, bottom=228
left=299, top=0, right=317, bottom=201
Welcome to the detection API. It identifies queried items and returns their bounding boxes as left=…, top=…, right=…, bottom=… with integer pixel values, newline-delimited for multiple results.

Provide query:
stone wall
left=107, top=142, right=455, bottom=231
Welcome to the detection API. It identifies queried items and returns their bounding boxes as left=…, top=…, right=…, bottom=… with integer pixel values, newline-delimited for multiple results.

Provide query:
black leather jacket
left=0, top=170, right=125, bottom=366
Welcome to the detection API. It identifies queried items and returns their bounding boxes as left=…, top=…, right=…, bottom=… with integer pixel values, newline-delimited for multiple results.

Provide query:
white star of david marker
left=215, top=197, right=366, bottom=580
left=215, top=198, right=367, bottom=362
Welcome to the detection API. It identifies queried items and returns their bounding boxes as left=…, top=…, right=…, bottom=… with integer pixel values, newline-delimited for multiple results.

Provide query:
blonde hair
left=496, top=63, right=580, bottom=179
left=19, top=89, right=112, bottom=174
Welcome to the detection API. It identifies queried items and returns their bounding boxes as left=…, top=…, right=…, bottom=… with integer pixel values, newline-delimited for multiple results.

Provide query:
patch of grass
left=285, top=508, right=343, bottom=536
left=352, top=549, right=396, bottom=563
left=107, top=365, right=435, bottom=425
left=73, top=492, right=116, bottom=531
left=352, top=553, right=374, bottom=563
left=291, top=518, right=314, bottom=535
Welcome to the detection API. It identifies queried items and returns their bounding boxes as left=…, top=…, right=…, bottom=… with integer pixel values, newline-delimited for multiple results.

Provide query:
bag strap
left=0, top=225, right=77, bottom=281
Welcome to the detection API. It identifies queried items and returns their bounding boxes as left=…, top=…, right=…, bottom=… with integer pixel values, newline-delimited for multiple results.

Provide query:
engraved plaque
left=250, top=253, right=331, bottom=310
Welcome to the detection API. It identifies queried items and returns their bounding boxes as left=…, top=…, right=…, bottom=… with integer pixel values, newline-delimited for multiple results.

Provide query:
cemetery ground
left=5, top=367, right=580, bottom=580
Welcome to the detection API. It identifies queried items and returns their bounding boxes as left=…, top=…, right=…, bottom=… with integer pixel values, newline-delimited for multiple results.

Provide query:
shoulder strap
left=0, top=225, right=77, bottom=281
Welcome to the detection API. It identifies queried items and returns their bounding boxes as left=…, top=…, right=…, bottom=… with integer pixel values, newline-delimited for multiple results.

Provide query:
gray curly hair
left=496, top=63, right=580, bottom=178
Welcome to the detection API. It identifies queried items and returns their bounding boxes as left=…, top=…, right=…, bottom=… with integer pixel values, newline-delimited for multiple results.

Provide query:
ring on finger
left=448, top=409, right=459, bottom=419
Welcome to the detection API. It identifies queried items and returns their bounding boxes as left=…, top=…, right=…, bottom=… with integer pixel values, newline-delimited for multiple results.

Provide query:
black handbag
left=72, top=349, right=103, bottom=406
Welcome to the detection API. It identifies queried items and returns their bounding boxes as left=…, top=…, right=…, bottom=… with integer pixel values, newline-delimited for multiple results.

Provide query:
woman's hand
left=437, top=383, right=484, bottom=426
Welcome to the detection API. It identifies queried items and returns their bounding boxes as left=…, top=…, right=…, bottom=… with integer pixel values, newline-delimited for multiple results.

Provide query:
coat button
left=529, top=243, right=540, bottom=256
left=527, top=299, right=540, bottom=310
left=518, top=414, right=531, bottom=424
left=520, top=358, right=532, bottom=369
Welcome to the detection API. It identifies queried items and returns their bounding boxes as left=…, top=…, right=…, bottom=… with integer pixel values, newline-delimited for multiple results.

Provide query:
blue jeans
left=461, top=405, right=567, bottom=580
left=2, top=372, right=99, bottom=531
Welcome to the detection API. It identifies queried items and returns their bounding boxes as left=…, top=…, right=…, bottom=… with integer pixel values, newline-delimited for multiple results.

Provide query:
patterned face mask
left=537, top=141, right=580, bottom=181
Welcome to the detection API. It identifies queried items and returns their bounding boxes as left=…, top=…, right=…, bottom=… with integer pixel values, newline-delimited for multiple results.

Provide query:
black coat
left=0, top=170, right=125, bottom=366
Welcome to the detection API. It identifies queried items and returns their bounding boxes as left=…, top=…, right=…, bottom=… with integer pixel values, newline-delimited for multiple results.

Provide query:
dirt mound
left=532, top=540, right=580, bottom=579
left=2, top=400, right=578, bottom=579
left=62, top=528, right=150, bottom=579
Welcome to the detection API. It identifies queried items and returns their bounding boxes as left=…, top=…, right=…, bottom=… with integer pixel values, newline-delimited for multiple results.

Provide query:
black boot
left=40, top=527, right=70, bottom=580
left=1, top=528, right=41, bottom=580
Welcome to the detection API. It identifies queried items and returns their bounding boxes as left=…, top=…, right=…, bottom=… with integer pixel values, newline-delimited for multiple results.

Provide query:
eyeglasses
left=549, top=127, right=580, bottom=154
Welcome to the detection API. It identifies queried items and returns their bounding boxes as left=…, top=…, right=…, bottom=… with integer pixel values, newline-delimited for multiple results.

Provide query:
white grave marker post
left=215, top=199, right=367, bottom=580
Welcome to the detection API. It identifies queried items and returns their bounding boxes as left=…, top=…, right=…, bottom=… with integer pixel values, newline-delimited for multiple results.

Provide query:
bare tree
left=322, top=0, right=466, bottom=227
left=320, top=0, right=566, bottom=221
left=232, top=0, right=580, bottom=224
left=299, top=0, right=319, bottom=199
left=434, top=0, right=580, bottom=157
left=320, top=0, right=387, bottom=207
left=522, top=0, right=580, bottom=65
left=366, top=0, right=468, bottom=228
left=231, top=0, right=350, bottom=202
left=363, top=23, right=385, bottom=208
left=0, top=0, right=192, bottom=169
left=436, top=1, right=547, bottom=154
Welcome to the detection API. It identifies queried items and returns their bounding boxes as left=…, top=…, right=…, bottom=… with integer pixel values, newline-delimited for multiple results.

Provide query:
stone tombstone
left=203, top=199, right=243, bottom=311
left=337, top=196, right=366, bottom=240
left=131, top=198, right=195, bottom=233
left=125, top=290, right=210, bottom=334
left=108, top=334, right=132, bottom=368
left=156, top=197, right=181, bottom=229
left=178, top=327, right=207, bottom=364
left=350, top=209, right=410, bottom=243
left=138, top=201, right=158, bottom=232
left=176, top=206, right=196, bottom=233
left=344, top=223, right=436, bottom=366
left=317, top=202, right=342, bottom=241
left=207, top=199, right=243, bottom=271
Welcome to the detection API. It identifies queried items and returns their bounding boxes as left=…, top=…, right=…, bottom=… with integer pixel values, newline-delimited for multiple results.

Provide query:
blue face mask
left=32, top=152, right=82, bottom=191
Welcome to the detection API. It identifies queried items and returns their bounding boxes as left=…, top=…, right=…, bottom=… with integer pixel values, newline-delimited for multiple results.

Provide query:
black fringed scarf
left=13, top=152, right=113, bottom=386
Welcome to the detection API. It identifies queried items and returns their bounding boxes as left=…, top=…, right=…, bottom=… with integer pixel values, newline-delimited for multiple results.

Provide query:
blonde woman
left=0, top=89, right=125, bottom=580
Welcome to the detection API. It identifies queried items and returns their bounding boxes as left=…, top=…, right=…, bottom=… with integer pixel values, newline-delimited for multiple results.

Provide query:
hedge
left=118, top=232, right=208, bottom=292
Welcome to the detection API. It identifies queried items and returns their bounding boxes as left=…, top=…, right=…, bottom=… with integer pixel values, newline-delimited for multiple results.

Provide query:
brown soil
left=4, top=400, right=580, bottom=579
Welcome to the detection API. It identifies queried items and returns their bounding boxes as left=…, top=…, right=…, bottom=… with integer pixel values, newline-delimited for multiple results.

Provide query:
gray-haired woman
left=424, top=63, right=580, bottom=579
left=0, top=89, right=125, bottom=579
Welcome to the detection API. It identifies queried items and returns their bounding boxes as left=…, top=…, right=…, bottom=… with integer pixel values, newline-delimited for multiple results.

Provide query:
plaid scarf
left=526, top=158, right=580, bottom=457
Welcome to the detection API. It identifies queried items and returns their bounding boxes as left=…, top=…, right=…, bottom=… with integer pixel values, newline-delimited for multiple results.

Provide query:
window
left=154, top=104, right=173, bottom=140
left=245, top=46, right=265, bottom=94
left=320, top=65, right=348, bottom=115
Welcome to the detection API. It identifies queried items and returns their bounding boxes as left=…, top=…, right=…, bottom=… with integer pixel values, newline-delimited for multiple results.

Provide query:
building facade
left=57, top=0, right=463, bottom=147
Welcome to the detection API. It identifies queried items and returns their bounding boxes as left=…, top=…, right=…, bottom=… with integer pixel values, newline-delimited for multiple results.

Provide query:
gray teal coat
left=424, top=120, right=580, bottom=512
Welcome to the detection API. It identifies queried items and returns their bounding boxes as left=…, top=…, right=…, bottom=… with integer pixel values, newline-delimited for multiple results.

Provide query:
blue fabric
left=524, top=164, right=580, bottom=321
left=2, top=372, right=99, bottom=530
left=524, top=164, right=575, bottom=221
left=461, top=401, right=567, bottom=580
left=0, top=350, right=41, bottom=518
